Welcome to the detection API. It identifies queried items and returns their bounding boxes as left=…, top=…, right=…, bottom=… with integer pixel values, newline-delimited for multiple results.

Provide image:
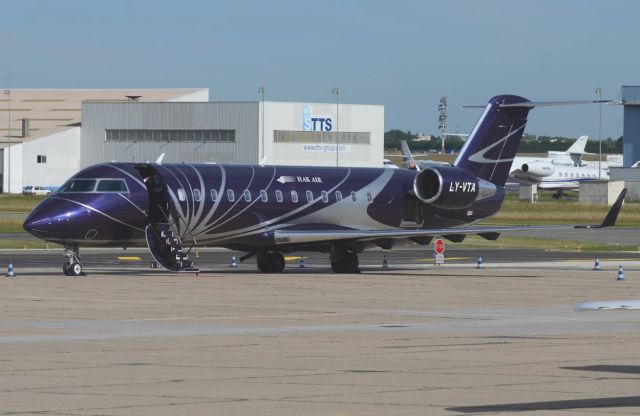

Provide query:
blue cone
left=617, top=265, right=624, bottom=281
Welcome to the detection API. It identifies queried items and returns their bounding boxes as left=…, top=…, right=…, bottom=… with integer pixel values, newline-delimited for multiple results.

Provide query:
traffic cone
left=617, top=265, right=624, bottom=281
left=382, top=255, right=389, bottom=270
left=594, top=257, right=600, bottom=271
left=6, top=261, right=15, bottom=278
left=230, top=256, right=238, bottom=268
left=299, top=255, right=305, bottom=268
left=477, top=256, right=483, bottom=269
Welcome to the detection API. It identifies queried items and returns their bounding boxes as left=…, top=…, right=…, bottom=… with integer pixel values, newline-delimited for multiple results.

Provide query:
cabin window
left=335, top=191, right=342, bottom=202
left=211, top=189, right=218, bottom=201
left=177, top=189, right=186, bottom=201
left=291, top=190, right=298, bottom=203
left=351, top=191, right=357, bottom=202
left=570, top=173, right=574, bottom=178
left=193, top=189, right=201, bottom=201
left=227, top=189, right=235, bottom=202
left=275, top=190, right=283, bottom=203
left=306, top=190, right=313, bottom=202
left=60, top=179, right=97, bottom=193
left=260, top=190, right=268, bottom=202
left=367, top=192, right=373, bottom=203
left=321, top=191, right=328, bottom=203
left=243, top=189, right=251, bottom=202
left=96, top=179, right=128, bottom=193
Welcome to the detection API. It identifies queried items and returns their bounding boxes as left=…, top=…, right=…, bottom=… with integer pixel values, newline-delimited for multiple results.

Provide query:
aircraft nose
left=23, top=205, right=54, bottom=237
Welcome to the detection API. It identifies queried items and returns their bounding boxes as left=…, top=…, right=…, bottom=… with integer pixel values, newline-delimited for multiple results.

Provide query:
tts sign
left=303, top=106, right=333, bottom=132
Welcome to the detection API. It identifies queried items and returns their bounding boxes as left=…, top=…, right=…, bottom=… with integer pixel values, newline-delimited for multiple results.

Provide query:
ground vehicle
left=23, top=186, right=52, bottom=196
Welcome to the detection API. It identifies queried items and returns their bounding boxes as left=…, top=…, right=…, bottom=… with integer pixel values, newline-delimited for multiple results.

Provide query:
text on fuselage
left=449, top=181, right=476, bottom=192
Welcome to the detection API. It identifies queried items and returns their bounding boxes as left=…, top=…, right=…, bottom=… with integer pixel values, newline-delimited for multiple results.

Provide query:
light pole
left=258, top=86, right=265, bottom=163
left=4, top=89, right=10, bottom=193
left=595, top=87, right=602, bottom=179
left=438, top=96, right=447, bottom=154
left=332, top=87, right=339, bottom=166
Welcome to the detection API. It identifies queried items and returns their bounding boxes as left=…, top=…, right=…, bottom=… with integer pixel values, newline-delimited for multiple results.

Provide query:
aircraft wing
left=275, top=189, right=626, bottom=245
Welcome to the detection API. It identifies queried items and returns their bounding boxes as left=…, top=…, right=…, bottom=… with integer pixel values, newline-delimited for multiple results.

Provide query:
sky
left=1, top=0, right=638, bottom=140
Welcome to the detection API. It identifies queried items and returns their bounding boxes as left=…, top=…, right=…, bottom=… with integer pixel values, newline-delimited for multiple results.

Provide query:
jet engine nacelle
left=521, top=161, right=554, bottom=177
left=413, top=167, right=481, bottom=209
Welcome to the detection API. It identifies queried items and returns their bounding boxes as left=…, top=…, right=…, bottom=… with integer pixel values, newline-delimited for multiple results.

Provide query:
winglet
left=599, top=188, right=627, bottom=228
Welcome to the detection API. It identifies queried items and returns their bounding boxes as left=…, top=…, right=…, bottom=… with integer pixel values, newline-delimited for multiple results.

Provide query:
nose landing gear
left=63, top=244, right=84, bottom=276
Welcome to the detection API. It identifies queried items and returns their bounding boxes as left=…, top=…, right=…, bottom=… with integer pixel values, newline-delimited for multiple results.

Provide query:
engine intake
left=413, top=167, right=482, bottom=209
left=521, top=161, right=554, bottom=177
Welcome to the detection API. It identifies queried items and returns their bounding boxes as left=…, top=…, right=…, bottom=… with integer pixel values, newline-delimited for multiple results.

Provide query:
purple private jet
left=23, top=95, right=626, bottom=276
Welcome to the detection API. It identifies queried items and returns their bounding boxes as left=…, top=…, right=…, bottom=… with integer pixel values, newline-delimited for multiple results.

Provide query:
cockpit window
left=59, top=179, right=97, bottom=193
left=96, top=179, right=129, bottom=192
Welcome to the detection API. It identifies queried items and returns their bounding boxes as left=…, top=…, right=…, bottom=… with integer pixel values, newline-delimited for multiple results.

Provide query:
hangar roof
left=0, top=88, right=208, bottom=148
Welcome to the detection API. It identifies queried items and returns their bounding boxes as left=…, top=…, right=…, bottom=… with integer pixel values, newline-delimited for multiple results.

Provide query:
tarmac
left=2, top=250, right=640, bottom=415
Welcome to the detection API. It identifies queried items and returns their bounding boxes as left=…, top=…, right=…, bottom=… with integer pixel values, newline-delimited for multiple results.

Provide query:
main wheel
left=257, top=252, right=285, bottom=273
left=331, top=253, right=359, bottom=273
left=63, top=263, right=70, bottom=275
left=70, top=262, right=83, bottom=276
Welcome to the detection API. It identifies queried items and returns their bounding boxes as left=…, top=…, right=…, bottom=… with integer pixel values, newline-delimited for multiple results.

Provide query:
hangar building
left=1, top=89, right=384, bottom=193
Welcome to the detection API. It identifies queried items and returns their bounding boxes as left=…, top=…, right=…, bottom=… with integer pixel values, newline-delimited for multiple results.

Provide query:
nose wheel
left=63, top=244, right=85, bottom=276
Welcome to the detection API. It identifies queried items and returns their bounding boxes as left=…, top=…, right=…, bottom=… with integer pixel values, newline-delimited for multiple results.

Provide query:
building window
left=335, top=191, right=342, bottom=202
left=291, top=190, right=298, bottom=203
left=211, top=189, right=218, bottom=201
left=37, top=155, right=47, bottom=163
left=275, top=190, right=283, bottom=203
left=227, top=189, right=235, bottom=202
left=193, top=189, right=201, bottom=202
left=260, top=190, right=268, bottom=202
left=274, top=130, right=370, bottom=144
left=243, top=189, right=251, bottom=202
left=105, top=129, right=236, bottom=143
left=306, top=190, right=313, bottom=202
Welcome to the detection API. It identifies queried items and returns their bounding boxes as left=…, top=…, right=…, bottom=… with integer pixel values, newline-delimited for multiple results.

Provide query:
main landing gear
left=331, top=251, right=359, bottom=274
left=256, top=251, right=285, bottom=273
left=63, top=244, right=84, bottom=276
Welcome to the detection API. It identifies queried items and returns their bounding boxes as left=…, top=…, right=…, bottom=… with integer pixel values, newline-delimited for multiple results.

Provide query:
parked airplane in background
left=509, top=135, right=610, bottom=198
left=23, top=95, right=626, bottom=276
left=400, top=140, right=450, bottom=170
left=546, top=135, right=590, bottom=166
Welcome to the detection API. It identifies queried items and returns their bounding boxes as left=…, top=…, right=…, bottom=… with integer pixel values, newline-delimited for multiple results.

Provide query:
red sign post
left=434, top=238, right=445, bottom=265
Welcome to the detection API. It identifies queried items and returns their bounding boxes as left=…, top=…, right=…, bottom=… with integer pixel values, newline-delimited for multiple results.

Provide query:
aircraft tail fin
left=567, top=135, right=589, bottom=154
left=454, top=95, right=531, bottom=187
left=400, top=140, right=413, bottom=162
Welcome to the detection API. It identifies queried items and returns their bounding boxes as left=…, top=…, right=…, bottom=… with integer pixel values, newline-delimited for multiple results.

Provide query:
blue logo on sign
left=302, top=105, right=333, bottom=132
left=302, top=106, right=312, bottom=131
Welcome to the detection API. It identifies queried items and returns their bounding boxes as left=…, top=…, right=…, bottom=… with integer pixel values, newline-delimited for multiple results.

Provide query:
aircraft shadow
left=447, top=396, right=640, bottom=413
left=449, top=365, right=640, bottom=412
left=561, top=365, right=640, bottom=374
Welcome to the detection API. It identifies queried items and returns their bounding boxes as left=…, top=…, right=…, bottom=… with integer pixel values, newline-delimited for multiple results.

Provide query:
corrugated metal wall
left=81, top=102, right=259, bottom=167
left=621, top=86, right=640, bottom=104
left=623, top=105, right=640, bottom=167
